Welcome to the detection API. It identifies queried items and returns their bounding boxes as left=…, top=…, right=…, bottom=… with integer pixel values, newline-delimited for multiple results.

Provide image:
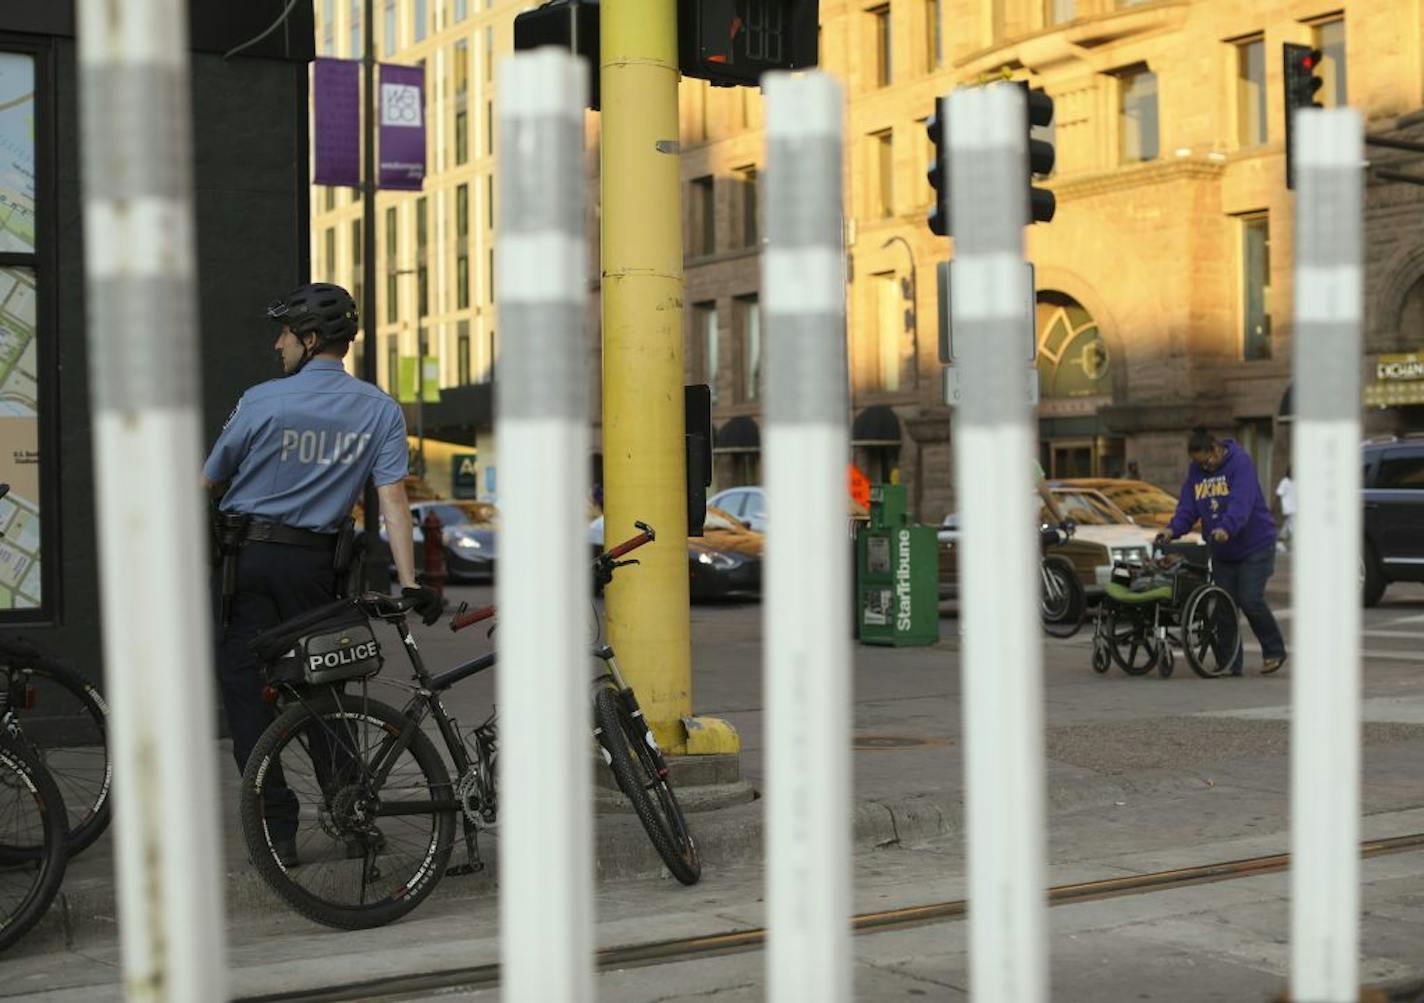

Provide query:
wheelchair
left=1090, top=541, right=1242, bottom=679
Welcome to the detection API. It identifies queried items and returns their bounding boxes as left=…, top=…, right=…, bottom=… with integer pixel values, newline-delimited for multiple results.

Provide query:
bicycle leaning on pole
left=238, top=521, right=701, bottom=930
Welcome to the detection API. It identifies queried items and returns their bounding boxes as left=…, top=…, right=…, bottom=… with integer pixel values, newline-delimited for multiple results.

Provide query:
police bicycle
left=238, top=521, right=700, bottom=930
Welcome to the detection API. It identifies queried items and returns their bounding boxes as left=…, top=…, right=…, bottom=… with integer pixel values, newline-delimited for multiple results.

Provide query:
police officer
left=203, top=282, right=439, bottom=863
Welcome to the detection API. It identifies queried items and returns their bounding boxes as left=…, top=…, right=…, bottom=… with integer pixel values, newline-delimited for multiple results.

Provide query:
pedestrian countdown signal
left=678, top=0, right=819, bottom=86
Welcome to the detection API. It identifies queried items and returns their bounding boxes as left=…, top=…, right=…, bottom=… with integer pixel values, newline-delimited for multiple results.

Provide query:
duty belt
left=213, top=514, right=339, bottom=631
left=243, top=519, right=338, bottom=550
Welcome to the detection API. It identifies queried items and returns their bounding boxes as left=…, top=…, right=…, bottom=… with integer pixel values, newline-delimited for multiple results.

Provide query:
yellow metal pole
left=600, top=0, right=693, bottom=752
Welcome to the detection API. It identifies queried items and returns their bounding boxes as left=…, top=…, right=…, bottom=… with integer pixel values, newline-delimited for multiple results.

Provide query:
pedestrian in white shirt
left=1275, top=467, right=1296, bottom=553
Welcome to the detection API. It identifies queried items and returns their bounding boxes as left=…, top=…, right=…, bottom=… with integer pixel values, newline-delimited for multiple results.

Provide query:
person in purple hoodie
left=1156, top=427, right=1287, bottom=676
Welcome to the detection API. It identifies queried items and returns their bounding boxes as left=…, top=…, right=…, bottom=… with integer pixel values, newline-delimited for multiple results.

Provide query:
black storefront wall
left=5, top=2, right=314, bottom=685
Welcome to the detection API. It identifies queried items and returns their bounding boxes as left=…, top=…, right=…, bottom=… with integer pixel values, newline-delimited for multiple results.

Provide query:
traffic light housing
left=678, top=0, right=819, bottom=86
left=1283, top=42, right=1325, bottom=190
left=925, top=97, right=949, bottom=237
left=1022, top=83, right=1056, bottom=224
left=513, top=0, right=601, bottom=109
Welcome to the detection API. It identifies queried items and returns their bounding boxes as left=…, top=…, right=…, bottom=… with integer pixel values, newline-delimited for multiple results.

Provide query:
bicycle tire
left=1040, top=555, right=1086, bottom=638
left=593, top=686, right=700, bottom=885
left=0, top=642, right=111, bottom=857
left=1182, top=585, right=1242, bottom=679
left=240, top=693, right=456, bottom=930
left=0, top=733, right=68, bottom=953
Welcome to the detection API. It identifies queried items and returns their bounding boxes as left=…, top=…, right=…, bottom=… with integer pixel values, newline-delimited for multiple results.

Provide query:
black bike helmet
left=265, top=282, right=358, bottom=345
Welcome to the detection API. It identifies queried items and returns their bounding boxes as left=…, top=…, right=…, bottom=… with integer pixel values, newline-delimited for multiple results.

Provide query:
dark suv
left=1363, top=435, right=1424, bottom=606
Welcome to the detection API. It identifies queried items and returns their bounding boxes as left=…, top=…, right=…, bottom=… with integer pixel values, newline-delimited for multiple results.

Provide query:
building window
left=486, top=174, right=495, bottom=230
left=414, top=0, right=428, bottom=41
left=455, top=110, right=468, bottom=165
left=324, top=228, right=336, bottom=281
left=418, top=267, right=429, bottom=316
left=1236, top=38, right=1266, bottom=148
left=382, top=0, right=396, bottom=55
left=694, top=301, right=719, bottom=404
left=1241, top=213, right=1271, bottom=361
left=736, top=295, right=761, bottom=401
left=1314, top=18, right=1346, bottom=108
left=875, top=271, right=903, bottom=392
left=385, top=205, right=397, bottom=257
left=348, top=0, right=361, bottom=58
left=737, top=167, right=758, bottom=248
left=457, top=321, right=471, bottom=383
left=386, top=273, right=398, bottom=323
left=925, top=0, right=942, bottom=69
left=690, top=175, right=715, bottom=257
left=456, top=183, right=469, bottom=238
left=870, top=5, right=892, bottom=88
left=486, top=328, right=497, bottom=382
left=457, top=254, right=469, bottom=309
left=454, top=39, right=469, bottom=95
left=351, top=219, right=362, bottom=269
left=323, top=187, right=335, bottom=211
left=489, top=248, right=495, bottom=302
left=454, top=0, right=468, bottom=22
left=1045, top=0, right=1074, bottom=25
left=323, top=0, right=336, bottom=55
left=416, top=196, right=427, bottom=250
left=485, top=99, right=495, bottom=155
left=483, top=27, right=494, bottom=82
left=387, top=338, right=399, bottom=394
left=872, top=129, right=893, bottom=218
left=1118, top=66, right=1159, bottom=163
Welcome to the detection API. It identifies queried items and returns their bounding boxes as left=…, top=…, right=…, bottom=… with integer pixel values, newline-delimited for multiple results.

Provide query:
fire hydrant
left=421, top=509, right=448, bottom=600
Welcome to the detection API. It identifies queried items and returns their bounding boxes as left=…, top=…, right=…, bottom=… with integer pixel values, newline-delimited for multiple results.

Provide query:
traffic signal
left=1283, top=42, right=1325, bottom=190
left=1022, top=83, right=1056, bottom=224
left=513, top=0, right=601, bottom=109
left=926, top=97, right=949, bottom=237
left=678, top=0, right=819, bottom=87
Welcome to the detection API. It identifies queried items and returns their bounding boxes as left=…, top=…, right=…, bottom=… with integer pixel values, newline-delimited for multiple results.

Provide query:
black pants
left=214, top=541, right=337, bottom=840
left=1212, top=544, right=1287, bottom=674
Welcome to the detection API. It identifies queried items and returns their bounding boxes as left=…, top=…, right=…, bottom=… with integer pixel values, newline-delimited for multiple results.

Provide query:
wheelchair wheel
left=1182, top=585, right=1241, bottom=679
left=1158, top=641, right=1175, bottom=678
left=1105, top=606, right=1160, bottom=676
left=1090, top=618, right=1112, bottom=674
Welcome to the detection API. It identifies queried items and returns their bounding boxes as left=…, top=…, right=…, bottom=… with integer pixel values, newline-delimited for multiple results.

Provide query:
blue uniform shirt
left=204, top=359, right=408, bottom=533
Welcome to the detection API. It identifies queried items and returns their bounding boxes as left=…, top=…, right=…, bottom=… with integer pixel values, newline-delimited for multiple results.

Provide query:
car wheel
left=1362, top=542, right=1386, bottom=608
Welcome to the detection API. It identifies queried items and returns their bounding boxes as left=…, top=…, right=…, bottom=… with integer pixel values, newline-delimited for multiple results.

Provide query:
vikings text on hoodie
left=1166, top=439, right=1277, bottom=561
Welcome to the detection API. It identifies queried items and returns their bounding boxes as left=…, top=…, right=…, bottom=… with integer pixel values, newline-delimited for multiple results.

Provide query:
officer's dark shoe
left=272, top=836, right=299, bottom=869
left=344, top=828, right=387, bottom=860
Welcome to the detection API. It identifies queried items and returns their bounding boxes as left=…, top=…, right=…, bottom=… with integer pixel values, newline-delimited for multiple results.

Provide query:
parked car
left=707, top=486, right=768, bottom=533
left=589, top=506, right=762, bottom=600
left=1049, top=477, right=1183, bottom=530
left=380, top=500, right=497, bottom=582
left=1362, top=434, right=1424, bottom=606
left=937, top=512, right=1113, bottom=601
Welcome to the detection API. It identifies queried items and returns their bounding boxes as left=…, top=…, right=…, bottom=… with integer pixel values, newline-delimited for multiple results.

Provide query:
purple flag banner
left=379, top=63, right=426, bottom=190
left=313, top=58, right=360, bottom=188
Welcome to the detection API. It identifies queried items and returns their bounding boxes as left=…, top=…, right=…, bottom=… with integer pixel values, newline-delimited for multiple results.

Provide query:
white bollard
left=1290, top=107, right=1363, bottom=1003
left=75, top=1, right=229, bottom=999
left=947, top=82, right=1048, bottom=1003
left=494, top=49, right=594, bottom=1003
left=762, top=71, right=853, bottom=1003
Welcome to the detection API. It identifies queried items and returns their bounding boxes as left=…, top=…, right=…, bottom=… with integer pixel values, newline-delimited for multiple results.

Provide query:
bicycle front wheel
left=1040, top=555, right=1086, bottom=638
left=239, top=693, right=456, bottom=930
left=593, top=686, right=700, bottom=885
left=0, top=734, right=67, bottom=953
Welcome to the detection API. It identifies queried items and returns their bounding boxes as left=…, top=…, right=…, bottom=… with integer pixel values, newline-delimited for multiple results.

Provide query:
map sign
left=0, top=54, right=39, bottom=610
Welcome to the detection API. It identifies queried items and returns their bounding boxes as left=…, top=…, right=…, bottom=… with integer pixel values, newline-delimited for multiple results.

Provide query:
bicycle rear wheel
left=593, top=686, right=700, bottom=885
left=1182, top=585, right=1242, bottom=679
left=239, top=693, right=456, bottom=930
left=0, top=734, right=67, bottom=953
left=0, top=642, right=110, bottom=857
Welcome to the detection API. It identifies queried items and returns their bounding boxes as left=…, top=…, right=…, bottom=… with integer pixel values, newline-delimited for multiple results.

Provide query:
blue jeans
left=1212, top=544, right=1286, bottom=675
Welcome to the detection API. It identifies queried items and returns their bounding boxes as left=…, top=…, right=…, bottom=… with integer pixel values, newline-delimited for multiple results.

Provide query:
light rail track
left=238, top=832, right=1424, bottom=1003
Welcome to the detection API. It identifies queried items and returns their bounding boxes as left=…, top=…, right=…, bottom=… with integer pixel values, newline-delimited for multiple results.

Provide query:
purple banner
left=312, top=58, right=360, bottom=188
left=379, top=63, right=426, bottom=191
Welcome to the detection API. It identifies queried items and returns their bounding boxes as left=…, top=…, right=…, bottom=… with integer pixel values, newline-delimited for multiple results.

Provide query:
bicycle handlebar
left=448, top=521, right=658, bottom=633
left=357, top=591, right=423, bottom=617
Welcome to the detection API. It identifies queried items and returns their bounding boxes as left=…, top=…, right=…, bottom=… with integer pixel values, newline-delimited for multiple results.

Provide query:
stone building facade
left=312, top=0, right=1424, bottom=520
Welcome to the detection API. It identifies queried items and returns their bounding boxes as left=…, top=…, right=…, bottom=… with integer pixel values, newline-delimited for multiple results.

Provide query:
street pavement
left=6, top=563, right=1424, bottom=1001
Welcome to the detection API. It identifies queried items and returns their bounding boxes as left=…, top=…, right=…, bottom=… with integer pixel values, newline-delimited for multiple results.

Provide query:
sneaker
left=1262, top=653, right=1288, bottom=675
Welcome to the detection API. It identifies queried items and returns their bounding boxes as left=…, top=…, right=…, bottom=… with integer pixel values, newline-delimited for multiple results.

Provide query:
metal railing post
left=762, top=70, right=852, bottom=1003
left=1290, top=106, right=1364, bottom=1003
left=947, top=82, right=1047, bottom=1003
left=75, top=1, right=228, bottom=999
left=494, top=48, right=593, bottom=1003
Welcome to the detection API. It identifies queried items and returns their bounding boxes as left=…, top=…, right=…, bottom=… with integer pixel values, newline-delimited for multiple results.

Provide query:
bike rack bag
left=250, top=599, right=384, bottom=686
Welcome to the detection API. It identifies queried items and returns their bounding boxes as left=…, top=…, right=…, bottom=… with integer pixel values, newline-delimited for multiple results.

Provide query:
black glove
left=402, top=586, right=443, bottom=626
left=1153, top=532, right=1171, bottom=550
left=1058, top=518, right=1076, bottom=534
